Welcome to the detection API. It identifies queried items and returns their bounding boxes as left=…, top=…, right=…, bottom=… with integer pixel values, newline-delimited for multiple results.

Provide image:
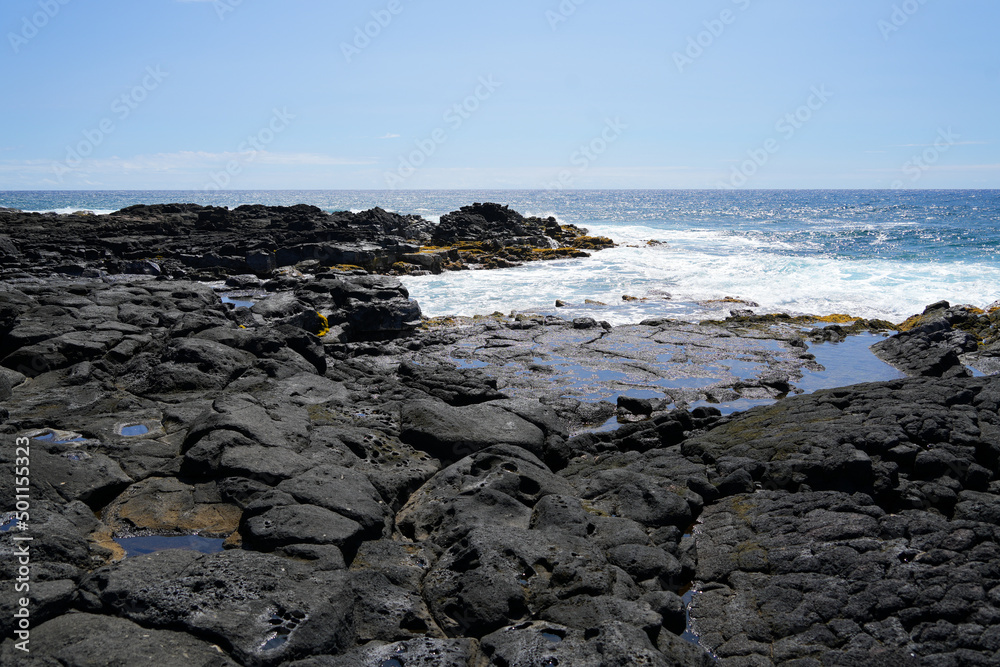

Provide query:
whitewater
left=3, top=189, right=998, bottom=324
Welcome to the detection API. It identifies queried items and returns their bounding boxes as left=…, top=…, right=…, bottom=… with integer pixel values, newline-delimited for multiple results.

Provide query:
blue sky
left=1, top=0, right=998, bottom=190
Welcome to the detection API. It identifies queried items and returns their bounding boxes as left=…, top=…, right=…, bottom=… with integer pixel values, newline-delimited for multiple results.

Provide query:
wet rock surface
left=873, top=300, right=1000, bottom=378
left=2, top=204, right=999, bottom=665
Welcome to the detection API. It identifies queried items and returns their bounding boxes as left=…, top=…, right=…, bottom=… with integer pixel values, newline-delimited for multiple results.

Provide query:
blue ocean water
left=3, top=190, right=999, bottom=323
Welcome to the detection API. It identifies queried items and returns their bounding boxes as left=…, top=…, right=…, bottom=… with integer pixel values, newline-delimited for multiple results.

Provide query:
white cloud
left=930, top=163, right=1000, bottom=171
left=0, top=151, right=373, bottom=173
left=0, top=151, right=377, bottom=188
left=377, top=133, right=401, bottom=139
left=888, top=141, right=988, bottom=148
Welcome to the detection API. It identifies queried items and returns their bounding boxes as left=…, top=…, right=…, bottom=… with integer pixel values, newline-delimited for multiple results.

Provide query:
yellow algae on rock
left=571, top=236, right=615, bottom=250
left=88, top=525, right=127, bottom=564
left=814, top=314, right=857, bottom=324
left=101, top=477, right=242, bottom=537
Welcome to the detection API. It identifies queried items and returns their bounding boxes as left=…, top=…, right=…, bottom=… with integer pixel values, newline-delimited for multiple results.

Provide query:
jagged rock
left=873, top=318, right=976, bottom=377
left=287, top=637, right=482, bottom=667
left=682, top=375, right=1000, bottom=514
left=690, top=490, right=1000, bottom=665
left=5, top=205, right=1000, bottom=667
left=480, top=620, right=707, bottom=666
left=422, top=525, right=616, bottom=637
left=80, top=549, right=439, bottom=665
left=396, top=445, right=575, bottom=545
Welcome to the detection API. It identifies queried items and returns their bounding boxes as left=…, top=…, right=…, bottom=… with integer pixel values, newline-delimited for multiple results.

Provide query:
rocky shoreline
left=2, top=203, right=1000, bottom=666
left=0, top=201, right=613, bottom=281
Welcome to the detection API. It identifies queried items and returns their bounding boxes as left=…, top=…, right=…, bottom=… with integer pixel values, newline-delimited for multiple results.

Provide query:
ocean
left=3, top=189, right=999, bottom=325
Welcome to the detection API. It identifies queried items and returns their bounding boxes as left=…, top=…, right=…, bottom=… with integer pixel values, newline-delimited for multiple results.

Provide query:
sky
left=0, top=0, right=998, bottom=190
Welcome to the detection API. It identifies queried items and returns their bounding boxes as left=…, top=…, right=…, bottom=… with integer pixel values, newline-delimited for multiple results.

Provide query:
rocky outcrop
left=3, top=208, right=1000, bottom=665
left=434, top=202, right=573, bottom=247
left=872, top=301, right=982, bottom=377
left=681, top=375, right=1000, bottom=665
left=0, top=202, right=611, bottom=281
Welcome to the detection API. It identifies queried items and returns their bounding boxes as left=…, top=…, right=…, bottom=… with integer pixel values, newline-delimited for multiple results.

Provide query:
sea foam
left=403, top=221, right=1000, bottom=324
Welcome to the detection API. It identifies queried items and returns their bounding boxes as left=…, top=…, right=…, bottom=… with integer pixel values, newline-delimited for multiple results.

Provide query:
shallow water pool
left=114, top=535, right=226, bottom=558
left=796, top=333, right=906, bottom=394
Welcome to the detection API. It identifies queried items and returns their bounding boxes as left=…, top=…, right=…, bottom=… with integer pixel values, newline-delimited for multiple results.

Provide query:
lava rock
left=400, top=400, right=545, bottom=463
left=0, top=613, right=239, bottom=666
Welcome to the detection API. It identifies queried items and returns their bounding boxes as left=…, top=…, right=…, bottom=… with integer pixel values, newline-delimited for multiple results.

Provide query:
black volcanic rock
left=433, top=201, right=578, bottom=249
left=434, top=202, right=532, bottom=244
left=0, top=613, right=240, bottom=666
left=873, top=318, right=977, bottom=377
left=873, top=301, right=1000, bottom=378
left=399, top=400, right=546, bottom=463
left=4, top=203, right=1000, bottom=666
left=0, top=202, right=610, bottom=280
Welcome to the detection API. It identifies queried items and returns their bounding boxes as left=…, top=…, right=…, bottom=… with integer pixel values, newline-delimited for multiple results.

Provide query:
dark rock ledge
left=0, top=202, right=613, bottom=282
left=1, top=204, right=999, bottom=666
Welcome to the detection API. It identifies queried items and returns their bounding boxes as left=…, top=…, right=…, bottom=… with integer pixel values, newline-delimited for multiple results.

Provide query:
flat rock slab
left=241, top=502, right=364, bottom=550
left=400, top=399, right=545, bottom=462
left=0, top=613, right=239, bottom=666
left=410, top=317, right=817, bottom=412
left=277, top=465, right=389, bottom=537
